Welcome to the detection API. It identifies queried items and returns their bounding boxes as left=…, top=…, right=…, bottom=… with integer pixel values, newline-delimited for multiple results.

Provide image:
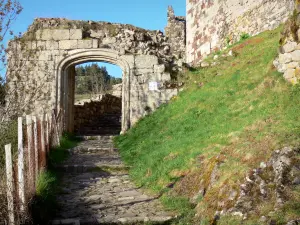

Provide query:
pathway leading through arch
left=51, top=134, right=174, bottom=225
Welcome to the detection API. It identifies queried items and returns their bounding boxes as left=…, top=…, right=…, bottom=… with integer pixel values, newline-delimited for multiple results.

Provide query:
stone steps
left=51, top=134, right=174, bottom=224
left=52, top=215, right=173, bottom=225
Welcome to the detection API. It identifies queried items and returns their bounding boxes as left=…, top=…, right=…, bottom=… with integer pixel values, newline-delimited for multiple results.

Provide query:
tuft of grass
left=49, top=132, right=80, bottom=165
left=161, top=195, right=195, bottom=225
left=240, top=32, right=251, bottom=41
left=115, top=26, right=300, bottom=223
left=31, top=171, right=58, bottom=223
left=36, top=171, right=57, bottom=197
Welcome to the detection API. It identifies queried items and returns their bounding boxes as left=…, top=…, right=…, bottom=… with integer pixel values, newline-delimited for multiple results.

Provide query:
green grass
left=115, top=26, right=300, bottom=223
left=48, top=132, right=80, bottom=165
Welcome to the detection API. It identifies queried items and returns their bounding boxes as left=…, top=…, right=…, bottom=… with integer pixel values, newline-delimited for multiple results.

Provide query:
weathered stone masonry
left=186, top=0, right=295, bottom=65
left=6, top=15, right=186, bottom=133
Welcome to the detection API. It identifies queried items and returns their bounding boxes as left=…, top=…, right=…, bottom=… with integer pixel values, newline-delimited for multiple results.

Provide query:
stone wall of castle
left=186, top=0, right=295, bottom=65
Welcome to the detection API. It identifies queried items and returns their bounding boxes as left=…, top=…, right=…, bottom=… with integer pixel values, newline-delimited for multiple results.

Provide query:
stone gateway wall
left=74, top=94, right=121, bottom=132
left=186, top=0, right=295, bottom=65
left=6, top=15, right=185, bottom=132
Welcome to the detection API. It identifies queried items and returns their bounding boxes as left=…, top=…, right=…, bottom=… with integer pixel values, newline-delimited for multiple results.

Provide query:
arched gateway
left=6, top=15, right=186, bottom=132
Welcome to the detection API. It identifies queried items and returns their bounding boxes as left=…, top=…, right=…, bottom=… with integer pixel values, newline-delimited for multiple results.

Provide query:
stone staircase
left=75, top=114, right=122, bottom=136
left=51, top=135, right=174, bottom=225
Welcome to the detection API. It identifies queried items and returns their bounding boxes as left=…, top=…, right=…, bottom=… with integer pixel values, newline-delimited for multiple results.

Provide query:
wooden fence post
left=40, top=114, right=46, bottom=168
left=26, top=115, right=35, bottom=193
left=45, top=114, right=49, bottom=153
left=52, top=110, right=60, bottom=146
left=32, top=116, right=39, bottom=180
left=5, top=144, right=15, bottom=225
left=17, top=117, right=25, bottom=212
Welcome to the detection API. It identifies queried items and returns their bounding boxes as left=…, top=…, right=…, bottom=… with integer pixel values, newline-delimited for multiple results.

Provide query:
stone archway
left=56, top=49, right=131, bottom=133
left=6, top=17, right=185, bottom=132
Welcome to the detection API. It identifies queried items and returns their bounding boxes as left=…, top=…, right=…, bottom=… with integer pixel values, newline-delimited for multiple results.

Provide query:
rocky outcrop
left=227, top=147, right=300, bottom=223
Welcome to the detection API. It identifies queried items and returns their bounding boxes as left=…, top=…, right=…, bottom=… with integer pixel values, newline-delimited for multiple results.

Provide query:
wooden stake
left=17, top=117, right=25, bottom=212
left=26, top=115, right=35, bottom=192
left=32, top=116, right=39, bottom=180
left=40, top=114, right=46, bottom=168
left=5, top=144, right=15, bottom=225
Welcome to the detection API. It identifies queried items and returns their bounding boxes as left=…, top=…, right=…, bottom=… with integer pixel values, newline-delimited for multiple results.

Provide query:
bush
left=240, top=33, right=251, bottom=41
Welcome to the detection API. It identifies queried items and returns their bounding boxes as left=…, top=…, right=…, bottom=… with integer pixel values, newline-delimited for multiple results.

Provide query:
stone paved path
left=51, top=135, right=174, bottom=225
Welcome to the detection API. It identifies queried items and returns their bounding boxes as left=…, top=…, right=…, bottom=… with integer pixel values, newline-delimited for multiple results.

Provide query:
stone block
left=201, top=61, right=210, bottom=68
left=281, top=41, right=297, bottom=53
left=36, top=29, right=70, bottom=41
left=69, top=29, right=82, bottom=40
left=136, top=75, right=147, bottom=84
left=135, top=68, right=153, bottom=76
left=161, top=73, right=171, bottom=81
left=287, top=62, right=299, bottom=69
left=36, top=41, right=46, bottom=50
left=283, top=69, right=295, bottom=80
left=102, top=37, right=117, bottom=45
left=135, top=55, right=158, bottom=68
left=46, top=41, right=59, bottom=50
left=161, top=89, right=178, bottom=101
left=154, top=64, right=165, bottom=73
left=279, top=53, right=292, bottom=64
left=90, top=30, right=105, bottom=39
left=38, top=51, right=49, bottom=61
left=291, top=50, right=300, bottom=62
left=120, top=55, right=135, bottom=68
left=59, top=40, right=78, bottom=50
left=92, top=39, right=98, bottom=48
left=25, top=41, right=36, bottom=50
left=77, top=40, right=93, bottom=49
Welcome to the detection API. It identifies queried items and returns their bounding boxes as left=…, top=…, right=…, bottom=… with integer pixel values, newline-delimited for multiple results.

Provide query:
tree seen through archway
left=75, top=62, right=122, bottom=102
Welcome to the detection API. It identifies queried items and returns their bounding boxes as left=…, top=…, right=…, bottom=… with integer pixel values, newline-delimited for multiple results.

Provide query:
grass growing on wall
left=115, top=26, right=300, bottom=223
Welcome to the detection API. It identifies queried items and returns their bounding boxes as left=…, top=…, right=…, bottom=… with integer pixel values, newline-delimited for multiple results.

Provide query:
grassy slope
left=115, top=27, right=300, bottom=223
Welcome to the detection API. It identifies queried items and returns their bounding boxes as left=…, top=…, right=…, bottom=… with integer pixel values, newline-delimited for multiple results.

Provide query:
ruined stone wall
left=165, top=6, right=186, bottom=66
left=273, top=1, right=300, bottom=84
left=6, top=18, right=182, bottom=131
left=186, top=0, right=294, bottom=65
left=74, top=94, right=121, bottom=132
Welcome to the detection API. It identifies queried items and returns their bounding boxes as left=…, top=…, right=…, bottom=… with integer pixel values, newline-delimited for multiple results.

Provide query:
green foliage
left=240, top=32, right=251, bottom=41
left=36, top=171, right=57, bottom=198
left=31, top=171, right=58, bottom=223
left=49, top=132, right=80, bottom=165
left=115, top=27, right=300, bottom=223
left=75, top=63, right=122, bottom=95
